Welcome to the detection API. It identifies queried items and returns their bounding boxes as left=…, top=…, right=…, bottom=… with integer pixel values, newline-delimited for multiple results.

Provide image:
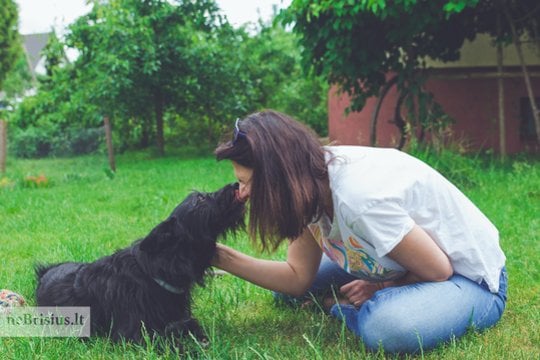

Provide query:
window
left=520, top=97, right=540, bottom=140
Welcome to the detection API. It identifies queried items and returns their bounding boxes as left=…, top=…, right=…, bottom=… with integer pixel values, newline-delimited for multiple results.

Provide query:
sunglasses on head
left=232, top=118, right=247, bottom=145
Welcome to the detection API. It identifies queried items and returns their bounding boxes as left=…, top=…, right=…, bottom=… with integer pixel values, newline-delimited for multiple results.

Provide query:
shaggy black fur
left=35, top=183, right=244, bottom=349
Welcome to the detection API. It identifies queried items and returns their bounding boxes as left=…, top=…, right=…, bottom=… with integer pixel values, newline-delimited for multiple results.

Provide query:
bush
left=8, top=126, right=53, bottom=158
left=8, top=125, right=104, bottom=158
left=67, top=127, right=105, bottom=155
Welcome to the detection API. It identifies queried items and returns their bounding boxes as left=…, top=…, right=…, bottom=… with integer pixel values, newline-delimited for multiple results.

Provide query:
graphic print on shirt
left=309, top=224, right=348, bottom=269
left=344, top=236, right=403, bottom=279
left=309, top=224, right=404, bottom=281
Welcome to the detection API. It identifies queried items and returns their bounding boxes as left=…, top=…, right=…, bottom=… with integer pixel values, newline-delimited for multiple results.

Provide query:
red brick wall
left=328, top=71, right=540, bottom=154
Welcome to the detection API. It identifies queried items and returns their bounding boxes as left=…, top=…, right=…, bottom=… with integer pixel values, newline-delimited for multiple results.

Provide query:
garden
left=1, top=0, right=539, bottom=358
left=0, top=149, right=538, bottom=359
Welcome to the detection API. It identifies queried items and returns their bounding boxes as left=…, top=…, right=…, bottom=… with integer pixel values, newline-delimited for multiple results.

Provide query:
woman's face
left=232, top=161, right=253, bottom=202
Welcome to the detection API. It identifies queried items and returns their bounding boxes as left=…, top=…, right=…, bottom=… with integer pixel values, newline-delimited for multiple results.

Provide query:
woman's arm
left=340, top=224, right=453, bottom=306
left=212, top=228, right=322, bottom=297
left=386, top=224, right=453, bottom=285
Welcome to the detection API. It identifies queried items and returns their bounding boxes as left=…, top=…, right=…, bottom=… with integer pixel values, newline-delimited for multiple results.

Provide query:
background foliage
left=281, top=0, right=540, bottom=147
left=5, top=0, right=328, bottom=158
left=1, top=1, right=539, bottom=356
left=0, top=0, right=19, bottom=92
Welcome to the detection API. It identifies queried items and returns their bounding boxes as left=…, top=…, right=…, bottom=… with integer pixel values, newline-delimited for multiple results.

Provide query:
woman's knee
left=356, top=301, right=425, bottom=353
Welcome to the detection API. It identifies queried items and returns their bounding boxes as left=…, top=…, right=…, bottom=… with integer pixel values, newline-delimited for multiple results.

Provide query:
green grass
left=0, top=149, right=539, bottom=359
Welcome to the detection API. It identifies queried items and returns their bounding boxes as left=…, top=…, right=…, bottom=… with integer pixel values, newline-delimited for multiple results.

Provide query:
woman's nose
left=237, top=183, right=250, bottom=201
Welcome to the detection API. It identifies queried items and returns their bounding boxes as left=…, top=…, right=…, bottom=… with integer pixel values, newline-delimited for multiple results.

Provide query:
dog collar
left=153, top=277, right=184, bottom=295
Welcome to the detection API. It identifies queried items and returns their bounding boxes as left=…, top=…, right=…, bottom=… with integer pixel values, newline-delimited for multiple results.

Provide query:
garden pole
left=496, top=14, right=506, bottom=160
left=104, top=116, right=116, bottom=172
left=0, top=120, right=6, bottom=175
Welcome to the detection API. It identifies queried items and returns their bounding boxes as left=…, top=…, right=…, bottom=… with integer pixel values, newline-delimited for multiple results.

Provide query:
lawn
left=0, top=149, right=538, bottom=359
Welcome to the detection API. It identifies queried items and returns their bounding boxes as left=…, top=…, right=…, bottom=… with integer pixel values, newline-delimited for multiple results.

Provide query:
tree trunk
left=504, top=5, right=540, bottom=143
left=104, top=116, right=116, bottom=172
left=370, top=75, right=399, bottom=146
left=155, top=90, right=165, bottom=156
left=140, top=118, right=151, bottom=148
left=497, top=14, right=506, bottom=159
left=394, top=91, right=408, bottom=150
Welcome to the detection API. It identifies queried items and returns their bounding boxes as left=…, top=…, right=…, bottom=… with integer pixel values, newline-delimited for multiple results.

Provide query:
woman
left=212, top=110, right=507, bottom=354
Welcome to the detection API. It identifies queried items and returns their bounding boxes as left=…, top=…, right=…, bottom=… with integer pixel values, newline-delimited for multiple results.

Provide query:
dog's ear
left=140, top=217, right=180, bottom=253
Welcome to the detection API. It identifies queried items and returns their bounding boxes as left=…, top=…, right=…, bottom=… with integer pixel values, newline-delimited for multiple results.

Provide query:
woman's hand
left=340, top=280, right=383, bottom=307
left=338, top=224, right=454, bottom=308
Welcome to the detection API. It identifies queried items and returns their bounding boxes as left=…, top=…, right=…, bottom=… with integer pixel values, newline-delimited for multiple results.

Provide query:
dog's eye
left=197, top=194, right=206, bottom=202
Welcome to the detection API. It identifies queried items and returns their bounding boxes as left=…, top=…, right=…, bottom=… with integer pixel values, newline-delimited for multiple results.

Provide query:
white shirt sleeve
left=346, top=200, right=415, bottom=258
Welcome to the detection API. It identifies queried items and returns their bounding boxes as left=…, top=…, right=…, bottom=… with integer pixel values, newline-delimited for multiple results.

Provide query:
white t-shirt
left=309, top=146, right=505, bottom=293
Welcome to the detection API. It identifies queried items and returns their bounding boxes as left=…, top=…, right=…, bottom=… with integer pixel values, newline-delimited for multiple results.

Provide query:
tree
left=66, top=0, right=249, bottom=155
left=236, top=17, right=329, bottom=135
left=0, top=0, right=19, bottom=91
left=41, top=31, right=66, bottom=80
left=282, top=0, right=476, bottom=148
left=2, top=46, right=33, bottom=101
left=9, top=0, right=330, bottom=156
left=282, top=0, right=540, bottom=148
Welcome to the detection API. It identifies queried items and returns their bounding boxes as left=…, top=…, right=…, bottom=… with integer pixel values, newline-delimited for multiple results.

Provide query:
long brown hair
left=215, top=110, right=328, bottom=251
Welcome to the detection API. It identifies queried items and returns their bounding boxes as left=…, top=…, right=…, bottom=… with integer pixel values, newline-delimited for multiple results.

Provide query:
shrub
left=8, top=126, right=54, bottom=158
left=8, top=125, right=104, bottom=158
left=65, top=127, right=105, bottom=155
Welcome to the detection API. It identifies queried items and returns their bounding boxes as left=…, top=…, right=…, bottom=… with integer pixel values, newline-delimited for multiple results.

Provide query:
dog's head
left=137, top=183, right=244, bottom=287
left=168, top=182, right=245, bottom=239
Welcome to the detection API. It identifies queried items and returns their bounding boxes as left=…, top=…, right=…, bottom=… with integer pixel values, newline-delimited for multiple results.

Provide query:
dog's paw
left=197, top=336, right=210, bottom=348
left=164, top=320, right=184, bottom=337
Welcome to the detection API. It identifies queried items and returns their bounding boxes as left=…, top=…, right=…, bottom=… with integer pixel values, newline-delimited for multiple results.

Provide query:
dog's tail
left=34, top=263, right=52, bottom=280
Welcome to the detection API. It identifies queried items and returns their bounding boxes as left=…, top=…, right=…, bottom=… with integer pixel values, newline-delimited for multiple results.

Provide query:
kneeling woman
left=212, top=110, right=507, bottom=354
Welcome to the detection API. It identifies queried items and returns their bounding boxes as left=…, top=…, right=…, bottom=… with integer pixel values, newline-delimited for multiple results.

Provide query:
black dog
left=36, top=183, right=244, bottom=349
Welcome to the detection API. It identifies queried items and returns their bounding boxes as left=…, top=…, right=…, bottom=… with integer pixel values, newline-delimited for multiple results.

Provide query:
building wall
left=329, top=34, right=540, bottom=154
left=329, top=71, right=540, bottom=154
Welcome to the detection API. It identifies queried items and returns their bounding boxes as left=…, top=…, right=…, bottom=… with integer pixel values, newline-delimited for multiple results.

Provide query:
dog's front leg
left=165, top=318, right=209, bottom=348
left=184, top=317, right=209, bottom=346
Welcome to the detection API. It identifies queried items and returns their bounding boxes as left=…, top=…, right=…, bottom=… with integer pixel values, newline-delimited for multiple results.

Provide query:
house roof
left=22, top=33, right=50, bottom=72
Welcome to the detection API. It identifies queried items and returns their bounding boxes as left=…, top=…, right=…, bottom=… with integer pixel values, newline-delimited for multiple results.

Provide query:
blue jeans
left=275, top=254, right=508, bottom=354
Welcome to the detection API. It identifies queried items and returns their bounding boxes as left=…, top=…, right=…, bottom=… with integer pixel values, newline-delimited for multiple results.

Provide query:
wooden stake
left=104, top=116, right=116, bottom=172
left=496, top=15, right=506, bottom=160
left=0, top=120, right=7, bottom=174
